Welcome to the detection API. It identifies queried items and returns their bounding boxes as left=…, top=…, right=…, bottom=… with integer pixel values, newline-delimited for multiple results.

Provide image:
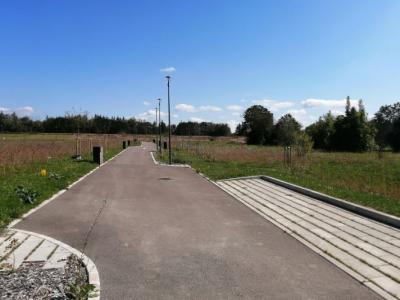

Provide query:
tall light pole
left=158, top=98, right=161, bottom=153
left=166, top=76, right=172, bottom=164
left=155, top=107, right=158, bottom=150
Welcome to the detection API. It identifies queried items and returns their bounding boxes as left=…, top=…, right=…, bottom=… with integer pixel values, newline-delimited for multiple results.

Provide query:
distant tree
left=174, top=121, right=231, bottom=136
left=374, top=102, right=400, bottom=151
left=305, top=112, right=336, bottom=150
left=239, top=105, right=274, bottom=145
left=330, top=97, right=375, bottom=151
left=272, top=114, right=302, bottom=146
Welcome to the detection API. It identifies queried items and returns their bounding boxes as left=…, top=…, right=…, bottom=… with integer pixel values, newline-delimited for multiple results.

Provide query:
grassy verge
left=0, top=147, right=122, bottom=230
left=158, top=146, right=400, bottom=217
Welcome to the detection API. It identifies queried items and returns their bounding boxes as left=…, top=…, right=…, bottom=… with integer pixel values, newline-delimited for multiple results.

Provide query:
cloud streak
left=160, top=67, right=176, bottom=73
left=301, top=98, right=358, bottom=108
left=252, top=99, right=294, bottom=112
left=175, top=103, right=222, bottom=113
left=0, top=106, right=34, bottom=116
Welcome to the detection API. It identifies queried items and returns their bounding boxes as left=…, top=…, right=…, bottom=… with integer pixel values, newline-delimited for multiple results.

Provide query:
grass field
left=158, top=140, right=400, bottom=217
left=0, top=133, right=133, bottom=230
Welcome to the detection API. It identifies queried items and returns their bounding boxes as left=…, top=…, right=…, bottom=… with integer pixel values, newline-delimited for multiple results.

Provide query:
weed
left=14, top=186, right=39, bottom=204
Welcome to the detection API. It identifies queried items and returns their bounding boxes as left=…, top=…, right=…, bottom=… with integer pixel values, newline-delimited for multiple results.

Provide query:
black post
left=93, top=146, right=103, bottom=164
left=166, top=76, right=172, bottom=164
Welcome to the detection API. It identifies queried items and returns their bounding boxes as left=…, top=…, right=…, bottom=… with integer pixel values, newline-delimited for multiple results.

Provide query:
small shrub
left=48, top=172, right=63, bottom=180
left=294, top=132, right=314, bottom=157
left=14, top=186, right=39, bottom=204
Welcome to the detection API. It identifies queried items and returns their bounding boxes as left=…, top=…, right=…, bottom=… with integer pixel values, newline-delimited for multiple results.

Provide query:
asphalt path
left=15, top=143, right=380, bottom=299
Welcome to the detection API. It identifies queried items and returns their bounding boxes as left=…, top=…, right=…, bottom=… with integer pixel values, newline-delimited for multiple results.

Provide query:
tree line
left=236, top=97, right=400, bottom=152
left=0, top=113, right=231, bottom=136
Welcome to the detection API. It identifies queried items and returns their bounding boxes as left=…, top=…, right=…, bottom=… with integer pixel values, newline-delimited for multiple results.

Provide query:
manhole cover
left=158, top=177, right=172, bottom=180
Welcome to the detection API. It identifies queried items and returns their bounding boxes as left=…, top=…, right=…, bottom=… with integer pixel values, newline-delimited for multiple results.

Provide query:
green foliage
left=0, top=147, right=122, bottom=231
left=174, top=121, right=231, bottom=136
left=307, top=97, right=375, bottom=152
left=239, top=105, right=274, bottom=145
left=293, top=132, right=314, bottom=157
left=374, top=101, right=400, bottom=151
left=67, top=282, right=97, bottom=300
left=305, top=112, right=335, bottom=150
left=14, top=186, right=39, bottom=204
left=272, top=114, right=301, bottom=146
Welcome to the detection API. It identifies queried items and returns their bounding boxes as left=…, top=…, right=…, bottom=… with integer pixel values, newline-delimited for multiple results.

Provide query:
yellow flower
left=40, top=169, right=47, bottom=177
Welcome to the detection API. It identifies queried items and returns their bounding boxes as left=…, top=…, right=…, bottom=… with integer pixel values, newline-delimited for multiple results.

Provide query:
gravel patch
left=0, top=254, right=90, bottom=299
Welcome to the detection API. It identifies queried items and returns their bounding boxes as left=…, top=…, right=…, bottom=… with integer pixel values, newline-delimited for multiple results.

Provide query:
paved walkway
left=14, top=143, right=380, bottom=299
left=218, top=178, right=400, bottom=299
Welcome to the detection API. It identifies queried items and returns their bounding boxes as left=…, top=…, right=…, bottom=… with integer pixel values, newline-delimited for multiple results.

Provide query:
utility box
left=93, top=146, right=103, bottom=165
left=123, top=141, right=127, bottom=149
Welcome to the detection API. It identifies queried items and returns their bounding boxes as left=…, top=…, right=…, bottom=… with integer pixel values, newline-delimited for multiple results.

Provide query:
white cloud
left=136, top=109, right=166, bottom=121
left=160, top=67, right=176, bottom=73
left=284, top=108, right=316, bottom=127
left=175, top=103, right=222, bottom=113
left=301, top=98, right=358, bottom=108
left=252, top=99, right=294, bottom=112
left=199, top=105, right=222, bottom=112
left=143, top=101, right=151, bottom=106
left=231, top=112, right=241, bottom=116
left=190, top=117, right=206, bottom=122
left=0, top=106, right=34, bottom=116
left=226, top=105, right=243, bottom=111
left=173, top=114, right=179, bottom=118
left=175, top=103, right=197, bottom=112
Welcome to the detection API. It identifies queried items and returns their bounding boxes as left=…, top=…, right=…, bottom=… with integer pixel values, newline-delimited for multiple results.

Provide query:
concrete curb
left=8, top=148, right=127, bottom=229
left=149, top=151, right=191, bottom=168
left=14, top=229, right=101, bottom=300
left=260, top=175, right=400, bottom=229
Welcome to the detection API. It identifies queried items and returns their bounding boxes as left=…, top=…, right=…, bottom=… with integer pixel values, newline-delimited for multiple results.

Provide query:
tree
left=374, top=102, right=400, bottom=151
left=273, top=114, right=301, bottom=146
left=305, top=112, right=335, bottom=150
left=239, top=105, right=274, bottom=145
left=330, top=98, right=375, bottom=151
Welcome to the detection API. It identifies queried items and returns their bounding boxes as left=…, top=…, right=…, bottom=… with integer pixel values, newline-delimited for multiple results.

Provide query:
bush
left=293, top=132, right=313, bottom=157
left=14, top=186, right=39, bottom=204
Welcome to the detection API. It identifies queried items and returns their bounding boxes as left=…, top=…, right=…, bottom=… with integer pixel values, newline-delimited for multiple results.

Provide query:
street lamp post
left=158, top=98, right=161, bottom=153
left=166, top=76, right=172, bottom=164
left=155, top=107, right=158, bottom=150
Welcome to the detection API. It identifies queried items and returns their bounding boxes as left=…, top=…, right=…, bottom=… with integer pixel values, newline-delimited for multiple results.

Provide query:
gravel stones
left=0, top=254, right=89, bottom=299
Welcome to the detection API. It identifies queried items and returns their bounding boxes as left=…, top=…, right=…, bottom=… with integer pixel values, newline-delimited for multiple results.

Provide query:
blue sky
left=1, top=0, right=399, bottom=130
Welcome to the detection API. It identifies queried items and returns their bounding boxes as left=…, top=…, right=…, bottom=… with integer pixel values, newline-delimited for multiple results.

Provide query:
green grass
left=0, top=146, right=122, bottom=231
left=158, top=143, right=400, bottom=217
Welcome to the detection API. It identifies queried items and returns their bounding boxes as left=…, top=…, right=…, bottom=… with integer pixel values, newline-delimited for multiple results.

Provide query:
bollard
left=163, top=141, right=168, bottom=150
left=127, top=140, right=131, bottom=147
left=123, top=141, right=127, bottom=149
left=93, top=146, right=103, bottom=164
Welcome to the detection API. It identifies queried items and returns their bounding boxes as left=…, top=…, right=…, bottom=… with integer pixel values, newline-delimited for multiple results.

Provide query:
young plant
left=14, top=186, right=39, bottom=204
